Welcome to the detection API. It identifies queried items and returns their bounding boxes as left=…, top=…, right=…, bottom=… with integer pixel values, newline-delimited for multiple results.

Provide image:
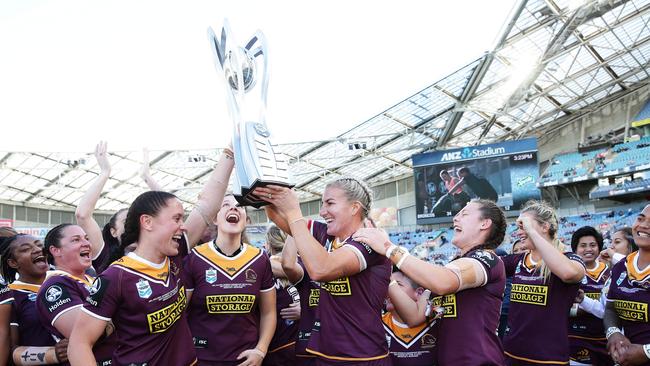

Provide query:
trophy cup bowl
left=208, top=20, right=294, bottom=208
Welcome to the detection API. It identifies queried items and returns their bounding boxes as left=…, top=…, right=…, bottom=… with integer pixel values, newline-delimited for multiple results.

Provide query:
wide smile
left=79, top=249, right=91, bottom=261
left=32, top=254, right=47, bottom=265
left=226, top=211, right=240, bottom=224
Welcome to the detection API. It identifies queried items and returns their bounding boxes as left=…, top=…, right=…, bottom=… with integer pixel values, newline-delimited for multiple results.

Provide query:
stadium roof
left=2, top=0, right=650, bottom=212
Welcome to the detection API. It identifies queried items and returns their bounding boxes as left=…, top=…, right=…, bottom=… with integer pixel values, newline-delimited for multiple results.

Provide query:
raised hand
left=94, top=141, right=111, bottom=174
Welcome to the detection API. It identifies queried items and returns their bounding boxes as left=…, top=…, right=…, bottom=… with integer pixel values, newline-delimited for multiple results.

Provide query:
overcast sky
left=0, top=0, right=516, bottom=153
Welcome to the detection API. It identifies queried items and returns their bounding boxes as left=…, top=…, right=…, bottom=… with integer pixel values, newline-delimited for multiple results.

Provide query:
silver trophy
left=208, top=20, right=293, bottom=208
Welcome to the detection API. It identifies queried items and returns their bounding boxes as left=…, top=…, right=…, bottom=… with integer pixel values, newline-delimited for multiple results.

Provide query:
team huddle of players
left=0, top=143, right=649, bottom=366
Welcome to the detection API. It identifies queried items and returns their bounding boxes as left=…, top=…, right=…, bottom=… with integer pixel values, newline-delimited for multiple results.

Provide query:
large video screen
left=413, top=138, right=540, bottom=224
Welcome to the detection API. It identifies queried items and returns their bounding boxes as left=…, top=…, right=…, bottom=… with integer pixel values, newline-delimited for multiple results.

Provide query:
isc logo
left=440, top=151, right=462, bottom=161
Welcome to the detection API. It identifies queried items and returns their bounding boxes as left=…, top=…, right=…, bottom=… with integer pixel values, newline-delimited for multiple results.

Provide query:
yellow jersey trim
left=504, top=351, right=568, bottom=365
left=269, top=341, right=296, bottom=353
left=305, top=348, right=389, bottom=361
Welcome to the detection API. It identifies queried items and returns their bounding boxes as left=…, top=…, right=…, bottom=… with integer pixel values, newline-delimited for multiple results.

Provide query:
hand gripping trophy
left=208, top=20, right=293, bottom=207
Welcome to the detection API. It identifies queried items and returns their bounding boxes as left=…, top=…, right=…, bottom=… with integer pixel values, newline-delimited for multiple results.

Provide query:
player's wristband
left=606, top=326, right=622, bottom=340
left=396, top=250, right=410, bottom=269
left=643, top=344, right=650, bottom=360
left=385, top=245, right=398, bottom=259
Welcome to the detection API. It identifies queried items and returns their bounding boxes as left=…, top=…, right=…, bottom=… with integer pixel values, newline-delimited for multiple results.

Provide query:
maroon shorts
left=263, top=343, right=296, bottom=366
left=314, top=357, right=391, bottom=366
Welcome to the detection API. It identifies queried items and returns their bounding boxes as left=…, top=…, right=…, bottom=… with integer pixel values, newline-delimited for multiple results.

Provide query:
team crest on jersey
left=617, top=272, right=627, bottom=286
left=45, top=286, right=63, bottom=302
left=205, top=269, right=217, bottom=284
left=136, top=279, right=153, bottom=299
left=245, top=269, right=257, bottom=283
left=581, top=276, right=588, bottom=285
left=421, top=334, right=436, bottom=349
left=89, top=278, right=101, bottom=296
left=28, top=293, right=37, bottom=302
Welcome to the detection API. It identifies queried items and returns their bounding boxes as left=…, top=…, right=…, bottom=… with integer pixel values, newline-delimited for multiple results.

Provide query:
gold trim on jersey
left=625, top=251, right=650, bottom=284
left=305, top=348, right=389, bottom=361
left=522, top=252, right=541, bottom=272
left=585, top=261, right=608, bottom=282
left=193, top=243, right=263, bottom=281
left=381, top=312, right=435, bottom=349
left=46, top=270, right=94, bottom=287
left=269, top=341, right=296, bottom=353
left=504, top=351, right=568, bottom=365
left=112, top=256, right=170, bottom=286
left=8, top=281, right=40, bottom=293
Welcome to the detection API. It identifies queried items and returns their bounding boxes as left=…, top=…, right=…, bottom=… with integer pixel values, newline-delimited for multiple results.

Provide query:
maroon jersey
left=305, top=221, right=392, bottom=362
left=92, top=241, right=111, bottom=275
left=268, top=277, right=299, bottom=354
left=607, top=251, right=650, bottom=348
left=10, top=282, right=57, bottom=347
left=569, top=261, right=611, bottom=365
left=183, top=242, right=274, bottom=363
left=36, top=270, right=114, bottom=366
left=503, top=252, right=584, bottom=364
left=0, top=283, right=13, bottom=305
left=434, top=248, right=505, bottom=365
left=294, top=258, right=320, bottom=359
left=382, top=312, right=436, bottom=366
left=82, top=252, right=196, bottom=366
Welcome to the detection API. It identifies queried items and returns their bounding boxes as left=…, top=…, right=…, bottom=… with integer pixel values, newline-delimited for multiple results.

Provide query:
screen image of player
left=413, top=138, right=540, bottom=224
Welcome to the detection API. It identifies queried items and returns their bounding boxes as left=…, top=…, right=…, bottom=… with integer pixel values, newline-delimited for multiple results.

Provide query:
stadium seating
left=539, top=136, right=650, bottom=186
left=590, top=177, right=650, bottom=199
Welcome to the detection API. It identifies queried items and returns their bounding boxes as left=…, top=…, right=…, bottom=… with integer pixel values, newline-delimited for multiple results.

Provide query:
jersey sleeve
left=308, top=220, right=330, bottom=245
left=565, top=252, right=586, bottom=268
left=466, top=249, right=501, bottom=272
left=81, top=267, right=121, bottom=322
left=38, top=277, right=85, bottom=326
left=292, top=258, right=307, bottom=286
left=448, top=249, right=501, bottom=289
left=92, top=240, right=111, bottom=275
left=501, top=253, right=523, bottom=277
left=260, top=253, right=275, bottom=292
left=0, top=284, right=13, bottom=305
left=182, top=252, right=196, bottom=292
left=343, top=240, right=385, bottom=272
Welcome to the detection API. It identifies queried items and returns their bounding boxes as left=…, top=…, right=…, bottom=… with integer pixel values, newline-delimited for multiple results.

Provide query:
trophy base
left=234, top=180, right=295, bottom=208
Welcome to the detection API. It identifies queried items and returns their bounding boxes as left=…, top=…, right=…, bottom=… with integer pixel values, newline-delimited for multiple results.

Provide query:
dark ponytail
left=474, top=199, right=507, bottom=250
left=103, top=208, right=127, bottom=263
left=120, top=191, right=178, bottom=254
left=44, top=224, right=74, bottom=266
